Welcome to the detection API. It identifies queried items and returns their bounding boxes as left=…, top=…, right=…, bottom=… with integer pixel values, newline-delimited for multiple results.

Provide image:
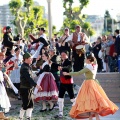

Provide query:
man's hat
left=23, top=52, right=31, bottom=59
left=76, top=45, right=84, bottom=50
left=6, top=26, right=11, bottom=30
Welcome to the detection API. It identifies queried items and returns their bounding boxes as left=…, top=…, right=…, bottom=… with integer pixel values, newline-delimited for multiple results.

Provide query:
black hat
left=23, top=52, right=31, bottom=59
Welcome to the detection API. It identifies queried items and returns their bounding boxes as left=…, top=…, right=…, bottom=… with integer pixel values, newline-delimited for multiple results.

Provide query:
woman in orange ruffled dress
left=63, top=52, right=119, bottom=120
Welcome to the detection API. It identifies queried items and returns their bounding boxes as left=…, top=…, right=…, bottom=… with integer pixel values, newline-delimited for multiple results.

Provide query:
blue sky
left=0, top=0, right=120, bottom=30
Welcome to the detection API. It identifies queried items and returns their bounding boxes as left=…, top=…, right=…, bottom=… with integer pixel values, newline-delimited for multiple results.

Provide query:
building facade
left=0, top=4, right=15, bottom=28
left=116, top=13, right=120, bottom=29
left=86, top=15, right=104, bottom=36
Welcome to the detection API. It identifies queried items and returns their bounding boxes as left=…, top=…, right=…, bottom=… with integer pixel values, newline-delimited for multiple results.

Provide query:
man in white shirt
left=66, top=25, right=89, bottom=71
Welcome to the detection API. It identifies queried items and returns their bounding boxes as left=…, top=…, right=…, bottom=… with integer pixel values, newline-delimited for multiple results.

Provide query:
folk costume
left=50, top=51, right=60, bottom=90
left=0, top=71, right=11, bottom=113
left=19, top=53, right=37, bottom=120
left=69, top=59, right=119, bottom=119
left=54, top=57, right=75, bottom=118
left=2, top=26, right=15, bottom=56
left=34, top=61, right=58, bottom=111
left=66, top=28, right=89, bottom=71
left=34, top=61, right=58, bottom=101
left=10, top=53, right=23, bottom=91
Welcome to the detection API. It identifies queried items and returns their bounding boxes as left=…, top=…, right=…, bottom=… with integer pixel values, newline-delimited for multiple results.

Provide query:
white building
left=0, top=4, right=15, bottom=28
left=116, top=13, right=120, bottom=29
left=86, top=15, right=104, bottom=36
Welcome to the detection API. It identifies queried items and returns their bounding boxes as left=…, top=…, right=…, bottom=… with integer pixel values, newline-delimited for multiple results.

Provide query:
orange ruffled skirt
left=69, top=80, right=119, bottom=119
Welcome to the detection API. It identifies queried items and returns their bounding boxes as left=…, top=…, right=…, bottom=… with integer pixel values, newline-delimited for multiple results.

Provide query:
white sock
left=19, top=108, right=26, bottom=120
left=42, top=101, right=46, bottom=110
left=48, top=101, right=54, bottom=109
left=26, top=108, right=33, bottom=119
left=58, top=98, right=64, bottom=116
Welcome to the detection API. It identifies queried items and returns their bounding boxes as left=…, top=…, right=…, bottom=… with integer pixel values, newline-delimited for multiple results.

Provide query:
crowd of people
left=0, top=25, right=119, bottom=120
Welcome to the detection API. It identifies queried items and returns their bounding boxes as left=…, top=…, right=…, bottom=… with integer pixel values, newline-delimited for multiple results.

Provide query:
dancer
left=63, top=51, right=119, bottom=120
left=0, top=60, right=10, bottom=120
left=19, top=52, right=42, bottom=120
left=34, top=52, right=58, bottom=112
left=54, top=51, right=75, bottom=119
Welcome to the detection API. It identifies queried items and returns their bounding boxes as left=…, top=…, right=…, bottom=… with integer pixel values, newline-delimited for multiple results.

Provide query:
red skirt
left=34, top=72, right=58, bottom=102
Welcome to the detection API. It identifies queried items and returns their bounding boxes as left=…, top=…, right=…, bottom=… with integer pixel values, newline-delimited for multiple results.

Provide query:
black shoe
left=49, top=104, right=54, bottom=111
left=54, top=114, right=63, bottom=119
left=40, top=109, right=47, bottom=112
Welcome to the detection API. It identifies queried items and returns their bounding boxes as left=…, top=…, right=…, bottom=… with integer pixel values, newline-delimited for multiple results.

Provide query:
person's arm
left=29, top=34, right=36, bottom=41
left=63, top=68, right=89, bottom=76
left=62, top=61, right=72, bottom=71
left=31, top=38, right=40, bottom=44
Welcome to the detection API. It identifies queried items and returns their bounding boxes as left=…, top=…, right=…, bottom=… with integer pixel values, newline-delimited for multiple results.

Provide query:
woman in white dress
left=10, top=48, right=23, bottom=99
left=0, top=60, right=10, bottom=120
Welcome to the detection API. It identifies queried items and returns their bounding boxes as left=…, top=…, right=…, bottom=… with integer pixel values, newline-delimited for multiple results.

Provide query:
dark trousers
left=59, top=83, right=74, bottom=99
left=73, top=50, right=85, bottom=72
left=20, top=88, right=34, bottom=110
left=53, top=73, right=60, bottom=90
left=95, top=56, right=103, bottom=71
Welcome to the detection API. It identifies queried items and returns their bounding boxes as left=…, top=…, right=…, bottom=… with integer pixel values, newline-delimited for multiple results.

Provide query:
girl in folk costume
left=10, top=47, right=23, bottom=99
left=0, top=60, right=10, bottom=120
left=63, top=52, right=119, bottom=120
left=34, top=52, right=58, bottom=112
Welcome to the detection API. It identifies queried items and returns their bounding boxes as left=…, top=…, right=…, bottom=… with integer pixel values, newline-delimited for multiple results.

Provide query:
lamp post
left=47, top=0, right=52, bottom=41
left=105, top=15, right=107, bottom=32
left=111, top=9, right=114, bottom=34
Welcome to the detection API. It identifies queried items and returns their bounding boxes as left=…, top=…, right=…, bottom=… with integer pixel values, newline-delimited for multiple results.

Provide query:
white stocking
left=19, top=108, right=26, bottom=120
left=58, top=98, right=64, bottom=116
left=26, top=108, right=33, bottom=120
left=42, top=101, right=47, bottom=110
left=48, top=101, right=54, bottom=109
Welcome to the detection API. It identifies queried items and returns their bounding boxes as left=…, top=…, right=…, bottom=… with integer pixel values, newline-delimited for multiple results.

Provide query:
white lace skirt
left=10, top=67, right=20, bottom=83
left=0, top=82, right=11, bottom=111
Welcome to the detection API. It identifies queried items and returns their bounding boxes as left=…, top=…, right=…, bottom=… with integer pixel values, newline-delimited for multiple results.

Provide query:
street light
left=111, top=9, right=114, bottom=34
left=47, top=0, right=52, bottom=41
left=104, top=15, right=107, bottom=32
